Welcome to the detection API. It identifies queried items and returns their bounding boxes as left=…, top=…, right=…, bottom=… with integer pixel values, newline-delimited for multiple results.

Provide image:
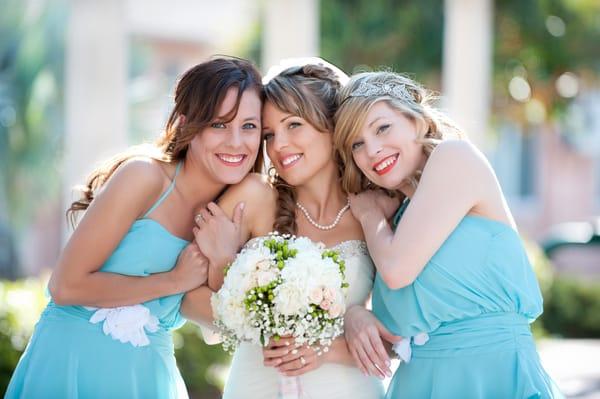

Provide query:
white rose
left=274, top=283, right=308, bottom=316
left=256, top=259, right=272, bottom=271
left=257, top=270, right=277, bottom=287
left=289, top=237, right=322, bottom=253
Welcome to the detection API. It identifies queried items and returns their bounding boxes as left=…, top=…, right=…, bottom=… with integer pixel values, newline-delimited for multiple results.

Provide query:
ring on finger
left=300, top=356, right=306, bottom=365
left=195, top=214, right=204, bottom=224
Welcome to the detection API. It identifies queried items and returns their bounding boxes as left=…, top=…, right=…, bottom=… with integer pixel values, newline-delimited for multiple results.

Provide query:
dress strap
left=392, top=198, right=410, bottom=230
left=142, top=161, right=183, bottom=219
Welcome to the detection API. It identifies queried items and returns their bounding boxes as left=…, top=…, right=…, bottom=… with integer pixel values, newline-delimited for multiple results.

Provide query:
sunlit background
left=1, top=0, right=599, bottom=397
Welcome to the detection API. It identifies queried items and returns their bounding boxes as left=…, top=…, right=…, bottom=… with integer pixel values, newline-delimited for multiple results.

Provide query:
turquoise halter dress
left=5, top=162, right=190, bottom=399
left=373, top=200, right=563, bottom=399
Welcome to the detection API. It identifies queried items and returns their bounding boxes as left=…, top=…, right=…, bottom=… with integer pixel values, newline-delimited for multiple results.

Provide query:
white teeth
left=218, top=154, right=244, bottom=163
left=375, top=156, right=397, bottom=171
left=282, top=154, right=301, bottom=166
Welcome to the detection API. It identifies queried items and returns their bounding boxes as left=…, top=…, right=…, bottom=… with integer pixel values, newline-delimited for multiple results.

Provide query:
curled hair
left=263, top=61, right=348, bottom=235
left=67, top=57, right=263, bottom=227
left=334, top=71, right=464, bottom=195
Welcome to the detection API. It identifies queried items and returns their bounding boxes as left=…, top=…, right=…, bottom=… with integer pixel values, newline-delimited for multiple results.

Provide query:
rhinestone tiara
left=349, top=81, right=413, bottom=101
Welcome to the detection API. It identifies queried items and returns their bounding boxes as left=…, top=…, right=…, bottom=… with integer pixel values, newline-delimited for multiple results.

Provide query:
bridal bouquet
left=211, top=234, right=349, bottom=354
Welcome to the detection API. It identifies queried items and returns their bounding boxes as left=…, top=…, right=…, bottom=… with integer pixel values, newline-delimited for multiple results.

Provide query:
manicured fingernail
left=291, top=349, right=298, bottom=355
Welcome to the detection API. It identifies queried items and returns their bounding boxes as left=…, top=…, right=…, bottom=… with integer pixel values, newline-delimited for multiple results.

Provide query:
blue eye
left=351, top=141, right=364, bottom=151
left=288, top=122, right=301, bottom=129
left=211, top=122, right=226, bottom=129
left=377, top=124, right=390, bottom=134
left=243, top=122, right=258, bottom=129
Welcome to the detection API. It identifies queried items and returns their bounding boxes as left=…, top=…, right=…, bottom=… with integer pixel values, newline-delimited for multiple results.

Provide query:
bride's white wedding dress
left=222, top=239, right=384, bottom=399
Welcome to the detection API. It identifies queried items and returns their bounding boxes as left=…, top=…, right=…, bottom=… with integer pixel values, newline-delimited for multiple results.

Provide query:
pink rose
left=308, top=287, right=323, bottom=305
left=328, top=302, right=343, bottom=318
left=322, top=287, right=335, bottom=302
left=320, top=300, right=331, bottom=310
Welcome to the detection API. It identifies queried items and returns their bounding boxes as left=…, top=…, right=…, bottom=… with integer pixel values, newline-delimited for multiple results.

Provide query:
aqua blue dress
left=5, top=162, right=190, bottom=399
left=373, top=200, right=563, bottom=399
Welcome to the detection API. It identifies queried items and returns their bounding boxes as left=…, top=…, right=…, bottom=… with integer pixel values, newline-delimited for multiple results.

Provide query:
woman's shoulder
left=228, top=173, right=276, bottom=201
left=426, top=140, right=492, bottom=179
left=111, top=157, right=170, bottom=192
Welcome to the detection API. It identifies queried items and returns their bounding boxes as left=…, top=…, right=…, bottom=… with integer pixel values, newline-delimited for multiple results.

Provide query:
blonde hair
left=263, top=59, right=348, bottom=235
left=334, top=71, right=464, bottom=194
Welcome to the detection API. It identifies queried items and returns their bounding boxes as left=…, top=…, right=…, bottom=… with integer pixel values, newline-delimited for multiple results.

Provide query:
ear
left=177, top=114, right=187, bottom=127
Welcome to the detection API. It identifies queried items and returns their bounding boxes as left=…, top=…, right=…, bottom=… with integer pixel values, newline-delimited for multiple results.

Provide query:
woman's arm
left=49, top=159, right=208, bottom=307
left=181, top=173, right=276, bottom=322
left=351, top=141, right=492, bottom=289
left=192, top=173, right=276, bottom=291
left=343, top=305, right=401, bottom=378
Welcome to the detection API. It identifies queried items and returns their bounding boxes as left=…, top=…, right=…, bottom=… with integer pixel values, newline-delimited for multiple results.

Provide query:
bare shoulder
left=221, top=173, right=277, bottom=208
left=94, top=157, right=169, bottom=214
left=426, top=140, right=491, bottom=177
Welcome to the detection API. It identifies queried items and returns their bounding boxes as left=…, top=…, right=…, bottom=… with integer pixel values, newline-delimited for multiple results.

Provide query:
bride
left=181, top=59, right=396, bottom=398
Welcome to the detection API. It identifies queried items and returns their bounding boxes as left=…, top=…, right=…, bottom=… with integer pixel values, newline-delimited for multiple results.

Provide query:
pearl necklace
left=296, top=198, right=350, bottom=231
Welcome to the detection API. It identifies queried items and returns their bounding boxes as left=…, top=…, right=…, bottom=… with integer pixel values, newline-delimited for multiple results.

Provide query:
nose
left=365, top=137, right=383, bottom=158
left=229, top=127, right=243, bottom=148
left=270, top=130, right=288, bottom=152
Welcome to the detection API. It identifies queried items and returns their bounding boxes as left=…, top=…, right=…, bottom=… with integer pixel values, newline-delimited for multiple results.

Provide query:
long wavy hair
left=67, top=57, right=263, bottom=227
left=263, top=61, right=348, bottom=235
left=334, top=71, right=464, bottom=197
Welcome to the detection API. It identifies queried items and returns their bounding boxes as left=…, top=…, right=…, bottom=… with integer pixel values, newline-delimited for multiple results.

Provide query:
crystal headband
left=349, top=81, right=413, bottom=101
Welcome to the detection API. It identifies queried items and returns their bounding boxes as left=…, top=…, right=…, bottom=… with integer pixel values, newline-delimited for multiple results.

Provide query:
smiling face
left=188, top=87, right=262, bottom=185
left=350, top=101, right=426, bottom=191
left=262, top=101, right=335, bottom=186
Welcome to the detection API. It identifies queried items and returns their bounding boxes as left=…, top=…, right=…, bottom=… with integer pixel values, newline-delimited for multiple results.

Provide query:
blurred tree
left=321, top=0, right=443, bottom=84
left=0, top=0, right=66, bottom=277
left=321, top=0, right=600, bottom=121
left=0, top=1, right=66, bottom=224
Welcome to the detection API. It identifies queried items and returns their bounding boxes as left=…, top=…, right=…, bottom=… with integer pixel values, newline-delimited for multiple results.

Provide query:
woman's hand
left=349, top=190, right=399, bottom=223
left=193, top=201, right=245, bottom=268
left=344, top=305, right=402, bottom=379
left=262, top=337, right=323, bottom=377
left=170, top=243, right=209, bottom=292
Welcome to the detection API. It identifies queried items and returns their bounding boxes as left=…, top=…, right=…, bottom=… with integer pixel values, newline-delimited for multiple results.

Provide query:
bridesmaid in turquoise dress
left=5, top=57, right=263, bottom=399
left=334, top=71, right=563, bottom=398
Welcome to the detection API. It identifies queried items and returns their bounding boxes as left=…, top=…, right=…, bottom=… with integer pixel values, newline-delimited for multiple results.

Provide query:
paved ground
left=382, top=339, right=600, bottom=398
left=538, top=339, right=600, bottom=398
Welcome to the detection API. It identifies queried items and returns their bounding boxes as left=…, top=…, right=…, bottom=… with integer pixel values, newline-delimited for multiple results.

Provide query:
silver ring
left=195, top=214, right=204, bottom=224
left=300, top=356, right=306, bottom=365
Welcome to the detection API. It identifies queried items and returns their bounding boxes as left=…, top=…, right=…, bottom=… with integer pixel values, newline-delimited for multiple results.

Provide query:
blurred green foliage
left=0, top=0, right=67, bottom=229
left=542, top=277, right=600, bottom=338
left=0, top=277, right=231, bottom=398
left=321, top=0, right=600, bottom=120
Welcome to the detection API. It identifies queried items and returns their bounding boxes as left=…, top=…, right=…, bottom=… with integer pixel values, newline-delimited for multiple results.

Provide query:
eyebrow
left=368, top=116, right=383, bottom=128
left=280, top=115, right=294, bottom=123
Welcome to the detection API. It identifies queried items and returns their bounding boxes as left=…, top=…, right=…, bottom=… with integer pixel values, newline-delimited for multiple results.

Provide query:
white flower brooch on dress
left=393, top=332, right=430, bottom=363
left=86, top=305, right=159, bottom=347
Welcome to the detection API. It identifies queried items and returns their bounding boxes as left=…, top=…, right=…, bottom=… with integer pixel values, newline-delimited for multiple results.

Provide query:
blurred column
left=63, top=0, right=128, bottom=240
left=443, top=0, right=493, bottom=150
left=262, top=0, right=319, bottom=71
